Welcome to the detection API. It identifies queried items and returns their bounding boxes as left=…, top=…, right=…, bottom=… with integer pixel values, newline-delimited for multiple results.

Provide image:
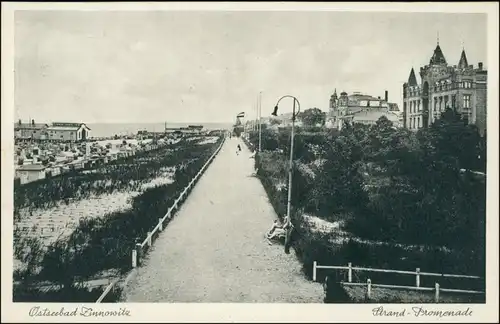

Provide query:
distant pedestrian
left=237, top=144, right=241, bottom=152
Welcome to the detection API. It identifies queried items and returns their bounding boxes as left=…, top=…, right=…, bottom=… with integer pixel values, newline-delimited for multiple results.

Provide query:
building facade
left=15, top=120, right=91, bottom=142
left=402, top=42, right=487, bottom=135
left=14, top=120, right=49, bottom=140
left=326, top=89, right=402, bottom=130
left=46, top=122, right=91, bottom=141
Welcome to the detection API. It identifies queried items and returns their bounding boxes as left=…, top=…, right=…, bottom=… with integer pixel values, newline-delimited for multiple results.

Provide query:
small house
left=16, top=164, right=47, bottom=184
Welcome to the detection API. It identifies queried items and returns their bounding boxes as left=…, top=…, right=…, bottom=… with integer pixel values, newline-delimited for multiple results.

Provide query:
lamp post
left=272, top=95, right=301, bottom=227
left=258, top=91, right=262, bottom=152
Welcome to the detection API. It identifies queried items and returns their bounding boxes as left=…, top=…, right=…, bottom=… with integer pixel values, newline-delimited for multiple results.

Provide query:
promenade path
left=120, top=136, right=324, bottom=302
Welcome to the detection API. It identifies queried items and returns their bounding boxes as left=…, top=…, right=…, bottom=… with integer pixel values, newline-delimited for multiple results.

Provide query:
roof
left=343, top=110, right=400, bottom=122
left=47, top=126, right=80, bottom=131
left=51, top=122, right=91, bottom=130
left=408, top=68, right=418, bottom=86
left=52, top=122, right=81, bottom=127
left=14, top=123, right=48, bottom=130
left=18, top=164, right=46, bottom=171
left=430, top=44, right=447, bottom=65
left=349, top=93, right=381, bottom=101
left=458, top=49, right=469, bottom=69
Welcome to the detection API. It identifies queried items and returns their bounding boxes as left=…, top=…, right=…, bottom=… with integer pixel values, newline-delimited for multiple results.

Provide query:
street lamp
left=258, top=91, right=263, bottom=152
left=272, top=95, right=300, bottom=250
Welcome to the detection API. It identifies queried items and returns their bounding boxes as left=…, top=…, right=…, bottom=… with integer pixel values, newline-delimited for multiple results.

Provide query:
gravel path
left=121, top=137, right=324, bottom=303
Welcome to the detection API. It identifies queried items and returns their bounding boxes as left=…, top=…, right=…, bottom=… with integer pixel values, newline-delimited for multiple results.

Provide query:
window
left=417, top=117, right=420, bottom=128
left=417, top=101, right=421, bottom=111
left=463, top=81, right=472, bottom=89
left=463, top=94, right=471, bottom=108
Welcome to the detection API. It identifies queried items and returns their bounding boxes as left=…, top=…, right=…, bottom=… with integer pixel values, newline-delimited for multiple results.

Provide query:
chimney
left=478, top=62, right=483, bottom=70
left=31, top=119, right=35, bottom=126
left=384, top=91, right=388, bottom=102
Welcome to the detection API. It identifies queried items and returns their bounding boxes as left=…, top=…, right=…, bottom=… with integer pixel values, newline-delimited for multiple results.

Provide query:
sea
left=86, top=122, right=233, bottom=138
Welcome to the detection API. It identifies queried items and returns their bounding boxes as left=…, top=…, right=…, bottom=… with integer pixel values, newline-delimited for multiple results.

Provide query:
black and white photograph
left=1, top=2, right=498, bottom=322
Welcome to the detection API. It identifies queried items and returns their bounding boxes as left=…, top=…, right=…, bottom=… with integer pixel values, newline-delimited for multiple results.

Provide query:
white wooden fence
left=96, top=136, right=226, bottom=303
left=314, top=261, right=484, bottom=303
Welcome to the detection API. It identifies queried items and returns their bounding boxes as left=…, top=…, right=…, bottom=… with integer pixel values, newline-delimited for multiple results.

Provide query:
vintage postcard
left=1, top=1, right=498, bottom=323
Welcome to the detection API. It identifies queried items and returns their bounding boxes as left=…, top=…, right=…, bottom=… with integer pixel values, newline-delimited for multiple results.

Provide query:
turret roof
left=458, top=49, right=469, bottom=68
left=430, top=44, right=447, bottom=65
left=408, top=67, right=418, bottom=86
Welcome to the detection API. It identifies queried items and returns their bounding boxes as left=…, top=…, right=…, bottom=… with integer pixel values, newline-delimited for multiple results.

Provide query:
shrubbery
left=248, top=109, right=486, bottom=280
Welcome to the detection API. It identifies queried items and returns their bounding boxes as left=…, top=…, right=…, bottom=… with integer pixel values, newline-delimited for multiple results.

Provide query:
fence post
left=348, top=262, right=352, bottom=283
left=435, top=283, right=440, bottom=303
left=132, top=248, right=137, bottom=268
left=147, top=232, right=152, bottom=246
left=135, top=243, right=142, bottom=266
left=313, top=261, right=317, bottom=282
left=416, top=268, right=420, bottom=287
left=366, top=279, right=372, bottom=300
left=158, top=218, right=163, bottom=232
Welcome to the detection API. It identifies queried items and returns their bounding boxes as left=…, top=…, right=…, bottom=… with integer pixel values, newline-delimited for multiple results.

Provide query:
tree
left=232, top=126, right=243, bottom=137
left=422, top=108, right=483, bottom=172
left=269, top=118, right=282, bottom=126
left=309, top=133, right=369, bottom=219
left=298, top=108, right=326, bottom=127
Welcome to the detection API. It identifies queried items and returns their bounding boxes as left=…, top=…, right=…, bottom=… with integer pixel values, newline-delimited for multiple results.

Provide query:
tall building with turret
left=402, top=41, right=487, bottom=135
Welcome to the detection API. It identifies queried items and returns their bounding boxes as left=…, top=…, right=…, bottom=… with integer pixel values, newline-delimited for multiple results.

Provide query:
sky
left=14, top=10, right=487, bottom=124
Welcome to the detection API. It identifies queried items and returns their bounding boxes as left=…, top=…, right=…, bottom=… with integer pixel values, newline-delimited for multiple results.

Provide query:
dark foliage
left=248, top=109, right=486, bottom=283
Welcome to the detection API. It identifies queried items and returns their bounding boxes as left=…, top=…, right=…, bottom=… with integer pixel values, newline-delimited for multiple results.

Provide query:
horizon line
left=13, top=120, right=235, bottom=125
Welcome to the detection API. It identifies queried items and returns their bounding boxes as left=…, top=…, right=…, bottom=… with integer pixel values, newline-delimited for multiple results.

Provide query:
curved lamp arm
left=273, top=95, right=301, bottom=120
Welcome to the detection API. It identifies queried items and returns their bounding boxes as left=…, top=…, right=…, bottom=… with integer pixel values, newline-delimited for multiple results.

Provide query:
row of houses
left=164, top=125, right=204, bottom=135
left=14, top=120, right=91, bottom=142
left=136, top=125, right=205, bottom=139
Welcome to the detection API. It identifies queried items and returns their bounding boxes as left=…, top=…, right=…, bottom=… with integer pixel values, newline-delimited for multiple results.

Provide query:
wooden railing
left=95, top=280, right=119, bottom=303
left=96, top=136, right=226, bottom=303
left=314, top=261, right=484, bottom=303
